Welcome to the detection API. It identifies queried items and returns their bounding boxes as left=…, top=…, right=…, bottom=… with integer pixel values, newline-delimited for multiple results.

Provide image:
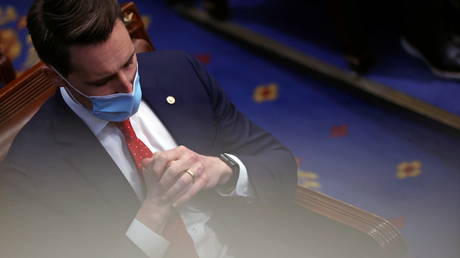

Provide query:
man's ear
left=42, top=65, right=67, bottom=87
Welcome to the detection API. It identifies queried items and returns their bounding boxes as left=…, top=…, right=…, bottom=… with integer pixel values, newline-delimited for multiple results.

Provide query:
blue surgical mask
left=52, top=66, right=142, bottom=122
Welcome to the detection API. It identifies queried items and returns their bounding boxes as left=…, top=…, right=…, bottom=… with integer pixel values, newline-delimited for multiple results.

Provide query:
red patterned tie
left=115, top=119, right=153, bottom=171
left=115, top=119, right=199, bottom=258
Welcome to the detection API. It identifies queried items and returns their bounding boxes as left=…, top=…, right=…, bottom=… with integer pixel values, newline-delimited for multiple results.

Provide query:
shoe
left=402, top=0, right=460, bottom=80
left=401, top=34, right=460, bottom=80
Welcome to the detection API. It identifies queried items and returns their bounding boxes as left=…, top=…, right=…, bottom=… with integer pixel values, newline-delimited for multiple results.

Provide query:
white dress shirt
left=60, top=88, right=252, bottom=258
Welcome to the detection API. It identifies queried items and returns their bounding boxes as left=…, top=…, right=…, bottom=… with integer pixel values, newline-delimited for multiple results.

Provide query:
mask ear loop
left=49, top=65, right=90, bottom=103
left=50, top=62, right=140, bottom=100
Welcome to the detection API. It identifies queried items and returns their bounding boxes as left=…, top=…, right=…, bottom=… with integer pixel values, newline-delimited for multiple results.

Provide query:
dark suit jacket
left=0, top=51, right=299, bottom=258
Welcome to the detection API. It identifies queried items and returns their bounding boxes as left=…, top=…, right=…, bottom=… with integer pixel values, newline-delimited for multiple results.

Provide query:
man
left=0, top=0, right=298, bottom=257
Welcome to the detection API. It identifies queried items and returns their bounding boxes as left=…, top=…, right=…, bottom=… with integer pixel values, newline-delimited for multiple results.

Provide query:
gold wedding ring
left=184, top=169, right=195, bottom=183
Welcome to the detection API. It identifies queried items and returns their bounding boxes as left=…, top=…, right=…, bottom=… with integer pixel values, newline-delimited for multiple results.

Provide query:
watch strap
left=218, top=153, right=240, bottom=193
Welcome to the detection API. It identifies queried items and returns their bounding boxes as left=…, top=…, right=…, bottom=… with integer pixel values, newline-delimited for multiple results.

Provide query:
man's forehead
left=67, top=20, right=134, bottom=79
left=68, top=45, right=116, bottom=77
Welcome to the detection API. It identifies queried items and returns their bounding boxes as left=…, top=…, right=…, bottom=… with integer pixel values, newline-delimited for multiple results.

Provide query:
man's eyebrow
left=85, top=51, right=135, bottom=85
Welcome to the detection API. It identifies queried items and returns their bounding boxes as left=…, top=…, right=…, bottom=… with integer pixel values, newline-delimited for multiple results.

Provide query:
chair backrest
left=0, top=1, right=153, bottom=161
left=122, top=2, right=154, bottom=51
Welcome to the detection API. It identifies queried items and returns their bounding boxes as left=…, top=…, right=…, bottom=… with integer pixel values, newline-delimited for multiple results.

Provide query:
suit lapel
left=138, top=55, right=216, bottom=155
left=51, top=94, right=140, bottom=219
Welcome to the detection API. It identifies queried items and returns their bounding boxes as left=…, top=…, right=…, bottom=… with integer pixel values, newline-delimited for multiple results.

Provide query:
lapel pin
left=166, top=96, right=176, bottom=105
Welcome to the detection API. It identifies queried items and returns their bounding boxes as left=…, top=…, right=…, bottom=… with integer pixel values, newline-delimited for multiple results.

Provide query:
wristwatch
left=218, top=153, right=240, bottom=193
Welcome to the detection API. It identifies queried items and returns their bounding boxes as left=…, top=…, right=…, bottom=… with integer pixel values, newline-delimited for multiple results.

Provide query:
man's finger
left=141, top=157, right=154, bottom=171
left=158, top=152, right=200, bottom=190
left=173, top=173, right=207, bottom=207
left=161, top=172, right=193, bottom=202
left=161, top=162, right=203, bottom=202
left=151, top=146, right=189, bottom=178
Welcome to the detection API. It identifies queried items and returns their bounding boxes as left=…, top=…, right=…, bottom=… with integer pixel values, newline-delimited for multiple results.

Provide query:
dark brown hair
left=27, top=0, right=123, bottom=76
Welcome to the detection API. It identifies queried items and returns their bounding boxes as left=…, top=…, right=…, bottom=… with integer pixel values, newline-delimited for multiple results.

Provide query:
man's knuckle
left=194, top=164, right=203, bottom=175
left=189, top=153, right=199, bottom=162
left=166, top=160, right=177, bottom=171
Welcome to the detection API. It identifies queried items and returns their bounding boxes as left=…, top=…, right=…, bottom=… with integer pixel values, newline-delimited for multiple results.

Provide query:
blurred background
left=1, top=1, right=459, bottom=258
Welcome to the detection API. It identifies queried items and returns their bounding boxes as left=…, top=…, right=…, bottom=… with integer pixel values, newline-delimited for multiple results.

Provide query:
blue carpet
left=1, top=1, right=459, bottom=258
left=227, top=0, right=460, bottom=117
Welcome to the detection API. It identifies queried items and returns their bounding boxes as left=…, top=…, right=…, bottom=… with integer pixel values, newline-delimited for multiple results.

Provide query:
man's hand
left=145, top=145, right=233, bottom=206
left=135, top=146, right=233, bottom=234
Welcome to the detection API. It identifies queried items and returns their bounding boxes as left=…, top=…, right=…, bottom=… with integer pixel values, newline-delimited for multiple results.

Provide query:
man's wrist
left=136, top=201, right=170, bottom=234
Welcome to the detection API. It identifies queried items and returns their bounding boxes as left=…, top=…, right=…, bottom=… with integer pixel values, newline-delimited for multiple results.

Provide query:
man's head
left=27, top=0, right=137, bottom=108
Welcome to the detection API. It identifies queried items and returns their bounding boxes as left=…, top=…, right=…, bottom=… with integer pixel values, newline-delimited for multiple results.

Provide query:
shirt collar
left=60, top=87, right=109, bottom=136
